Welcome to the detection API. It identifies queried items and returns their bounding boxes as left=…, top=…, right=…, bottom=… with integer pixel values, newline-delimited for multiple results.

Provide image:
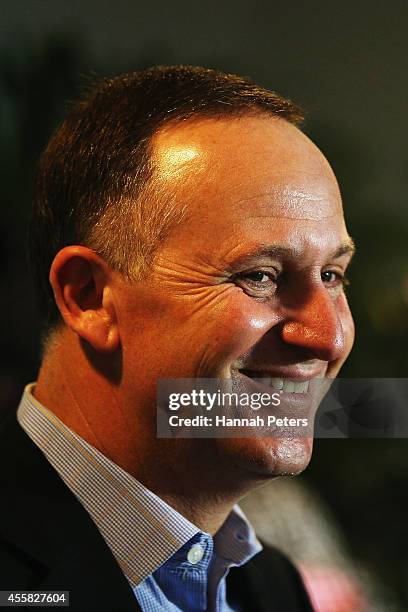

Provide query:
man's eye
left=321, top=270, right=349, bottom=287
left=243, top=271, right=272, bottom=283
left=233, top=270, right=278, bottom=297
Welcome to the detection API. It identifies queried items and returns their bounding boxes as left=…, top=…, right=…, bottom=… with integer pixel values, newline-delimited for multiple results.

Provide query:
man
left=0, top=66, right=354, bottom=610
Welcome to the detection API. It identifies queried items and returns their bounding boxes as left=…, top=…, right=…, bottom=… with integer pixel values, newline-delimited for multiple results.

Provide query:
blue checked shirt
left=17, top=385, right=262, bottom=611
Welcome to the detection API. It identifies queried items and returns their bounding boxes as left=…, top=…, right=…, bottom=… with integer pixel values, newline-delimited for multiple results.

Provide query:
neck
left=34, top=331, right=262, bottom=535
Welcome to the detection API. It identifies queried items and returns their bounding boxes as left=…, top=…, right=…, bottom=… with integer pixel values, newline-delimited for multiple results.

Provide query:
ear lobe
left=49, top=246, right=120, bottom=353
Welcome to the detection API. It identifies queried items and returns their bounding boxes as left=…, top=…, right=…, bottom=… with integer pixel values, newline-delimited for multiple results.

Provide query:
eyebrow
left=225, top=239, right=356, bottom=268
left=332, top=239, right=356, bottom=258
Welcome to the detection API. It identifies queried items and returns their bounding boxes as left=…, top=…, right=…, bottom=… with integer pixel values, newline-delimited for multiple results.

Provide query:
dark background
left=1, top=1, right=407, bottom=608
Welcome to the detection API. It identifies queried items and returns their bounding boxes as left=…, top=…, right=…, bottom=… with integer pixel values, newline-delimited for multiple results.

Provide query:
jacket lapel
left=0, top=412, right=139, bottom=611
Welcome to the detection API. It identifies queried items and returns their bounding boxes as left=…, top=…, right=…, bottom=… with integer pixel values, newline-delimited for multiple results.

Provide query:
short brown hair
left=29, top=65, right=303, bottom=335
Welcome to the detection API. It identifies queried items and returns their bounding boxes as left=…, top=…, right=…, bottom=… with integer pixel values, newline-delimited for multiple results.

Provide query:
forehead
left=150, top=116, right=348, bottom=259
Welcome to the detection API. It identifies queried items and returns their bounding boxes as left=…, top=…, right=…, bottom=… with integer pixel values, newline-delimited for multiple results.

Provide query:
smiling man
left=0, top=66, right=354, bottom=611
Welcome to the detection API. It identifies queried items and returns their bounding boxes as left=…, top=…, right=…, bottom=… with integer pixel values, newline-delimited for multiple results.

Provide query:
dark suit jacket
left=0, top=410, right=313, bottom=611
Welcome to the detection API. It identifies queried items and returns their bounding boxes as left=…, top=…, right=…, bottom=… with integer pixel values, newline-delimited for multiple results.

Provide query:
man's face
left=114, top=115, right=354, bottom=477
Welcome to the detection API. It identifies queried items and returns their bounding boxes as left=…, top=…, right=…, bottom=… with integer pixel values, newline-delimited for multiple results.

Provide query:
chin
left=219, top=436, right=314, bottom=479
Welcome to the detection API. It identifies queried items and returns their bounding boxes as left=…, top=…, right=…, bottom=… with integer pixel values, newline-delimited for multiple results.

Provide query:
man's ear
left=49, top=246, right=120, bottom=353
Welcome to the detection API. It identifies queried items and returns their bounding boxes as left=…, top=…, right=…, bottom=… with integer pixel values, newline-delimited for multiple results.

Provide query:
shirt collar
left=214, top=503, right=262, bottom=566
left=17, top=384, right=261, bottom=586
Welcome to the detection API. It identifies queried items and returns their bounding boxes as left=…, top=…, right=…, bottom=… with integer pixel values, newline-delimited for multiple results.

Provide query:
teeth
left=244, top=371, right=310, bottom=394
left=294, top=381, right=309, bottom=394
left=283, top=380, right=295, bottom=393
left=272, top=379, right=310, bottom=393
left=271, top=378, right=284, bottom=390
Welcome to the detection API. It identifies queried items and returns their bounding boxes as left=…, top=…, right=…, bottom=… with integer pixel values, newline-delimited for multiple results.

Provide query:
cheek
left=204, top=292, right=279, bottom=366
left=118, top=285, right=279, bottom=377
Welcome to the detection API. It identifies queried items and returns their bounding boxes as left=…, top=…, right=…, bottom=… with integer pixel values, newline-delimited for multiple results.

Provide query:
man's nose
left=280, top=287, right=345, bottom=362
